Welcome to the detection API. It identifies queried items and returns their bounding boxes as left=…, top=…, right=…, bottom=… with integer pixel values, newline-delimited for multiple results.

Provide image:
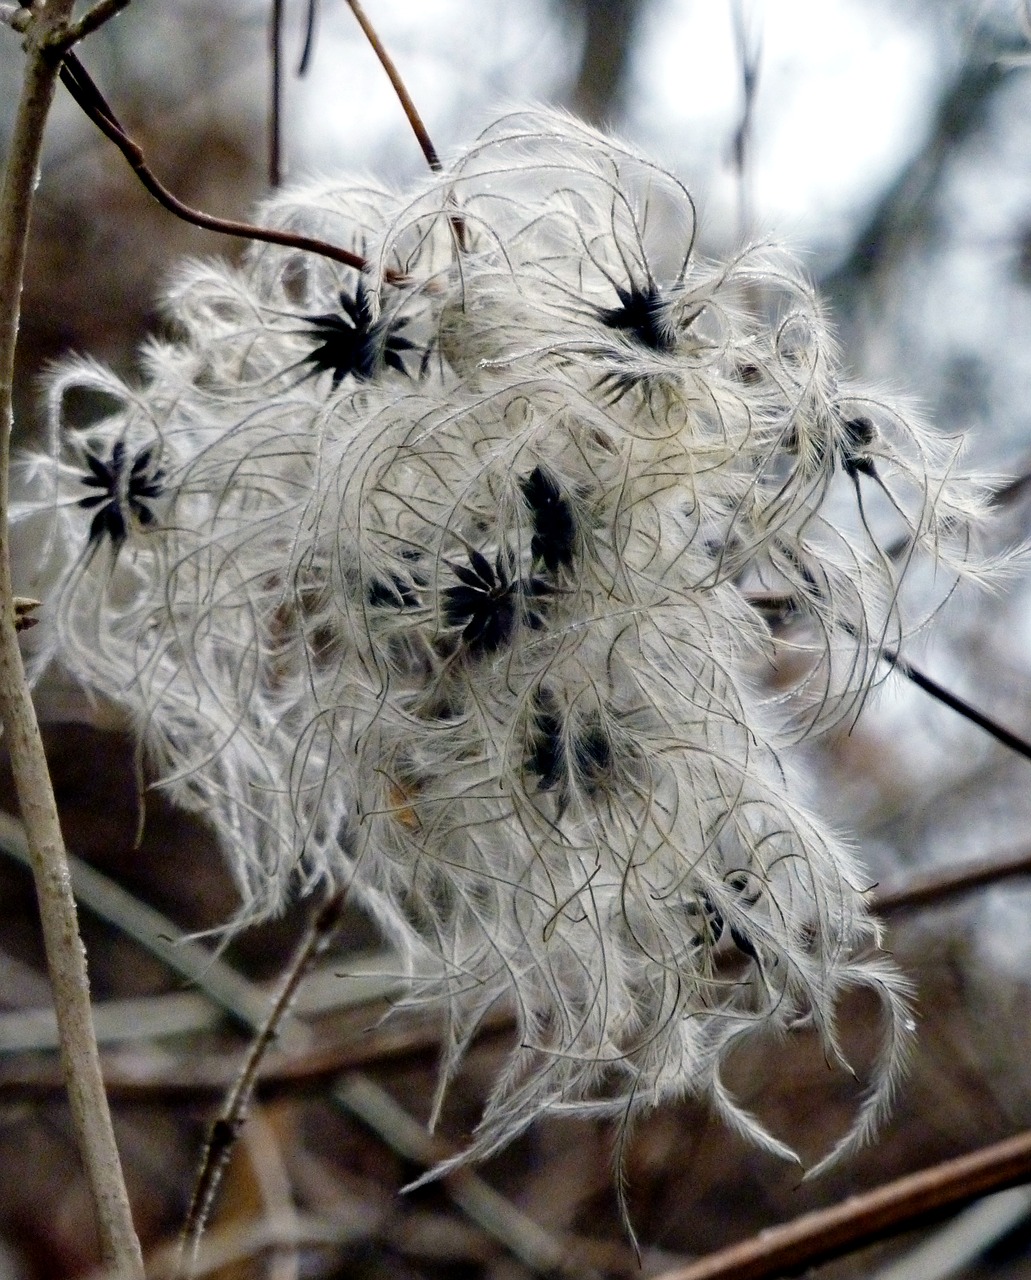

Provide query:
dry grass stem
left=335, top=1073, right=588, bottom=1277
left=0, top=809, right=272, bottom=1033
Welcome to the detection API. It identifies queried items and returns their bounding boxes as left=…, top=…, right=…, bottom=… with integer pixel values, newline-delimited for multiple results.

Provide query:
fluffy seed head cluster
left=21, top=110, right=990, bottom=1185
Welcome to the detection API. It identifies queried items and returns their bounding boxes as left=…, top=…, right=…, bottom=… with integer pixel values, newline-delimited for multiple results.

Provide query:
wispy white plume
left=21, top=107, right=995, bottom=1204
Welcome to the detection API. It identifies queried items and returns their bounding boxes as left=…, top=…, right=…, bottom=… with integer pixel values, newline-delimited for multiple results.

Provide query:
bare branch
left=0, top=7, right=143, bottom=1276
left=823, top=40, right=1018, bottom=309
left=651, top=1130, right=1031, bottom=1280
left=58, top=51, right=372, bottom=274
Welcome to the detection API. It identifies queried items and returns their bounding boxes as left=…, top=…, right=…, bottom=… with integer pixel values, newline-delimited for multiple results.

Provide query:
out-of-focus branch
left=730, top=0, right=761, bottom=240
left=298, top=0, right=319, bottom=75
left=565, top=0, right=649, bottom=125
left=823, top=40, right=1017, bottom=308
left=650, top=1130, right=1031, bottom=1280
left=336, top=1073, right=591, bottom=1278
left=873, top=847, right=1031, bottom=915
left=0, top=6, right=144, bottom=1277
left=88, top=1213, right=357, bottom=1280
left=0, top=809, right=274, bottom=1034
left=50, top=0, right=133, bottom=51
left=0, top=1006, right=515, bottom=1100
left=867, top=1186, right=1031, bottom=1280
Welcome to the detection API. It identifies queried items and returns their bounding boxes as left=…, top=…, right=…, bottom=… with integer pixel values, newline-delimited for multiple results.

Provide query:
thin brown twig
left=57, top=51, right=374, bottom=274
left=651, top=1130, right=1031, bottom=1280
left=343, top=0, right=468, bottom=253
left=175, top=890, right=347, bottom=1279
left=344, top=0, right=441, bottom=171
left=0, top=5, right=143, bottom=1275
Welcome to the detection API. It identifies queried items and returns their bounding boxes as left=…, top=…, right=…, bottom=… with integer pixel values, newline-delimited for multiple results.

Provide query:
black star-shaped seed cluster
left=78, top=443, right=165, bottom=548
left=442, top=549, right=550, bottom=656
left=597, top=280, right=675, bottom=353
left=302, top=280, right=416, bottom=389
left=520, top=466, right=576, bottom=573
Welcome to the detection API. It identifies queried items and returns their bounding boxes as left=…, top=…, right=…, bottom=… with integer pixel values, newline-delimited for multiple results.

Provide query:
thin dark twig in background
left=651, top=1130, right=1031, bottom=1280
left=730, top=0, right=761, bottom=240
left=269, top=0, right=285, bottom=187
left=753, top=588, right=1031, bottom=765
left=57, top=51, right=374, bottom=273
left=884, top=647, right=1031, bottom=763
left=298, top=0, right=320, bottom=75
left=175, top=891, right=347, bottom=1279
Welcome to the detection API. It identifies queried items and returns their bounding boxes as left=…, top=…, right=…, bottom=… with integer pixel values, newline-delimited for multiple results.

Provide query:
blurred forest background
left=5, top=1, right=1031, bottom=1277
